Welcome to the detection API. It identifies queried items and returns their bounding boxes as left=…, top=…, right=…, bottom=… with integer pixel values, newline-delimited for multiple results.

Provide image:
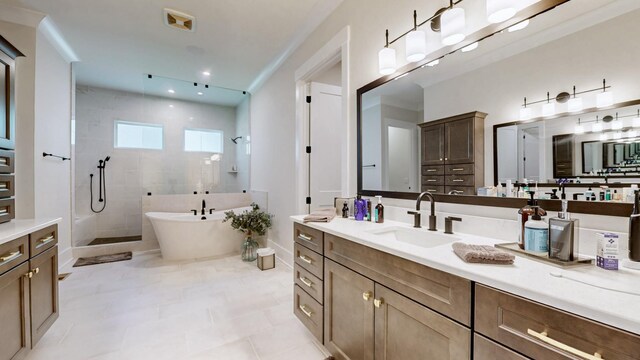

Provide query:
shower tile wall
left=75, top=86, right=246, bottom=240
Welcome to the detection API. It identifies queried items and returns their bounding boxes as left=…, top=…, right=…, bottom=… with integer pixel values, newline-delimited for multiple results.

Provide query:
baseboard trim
left=268, top=238, right=293, bottom=268
left=58, top=246, right=74, bottom=270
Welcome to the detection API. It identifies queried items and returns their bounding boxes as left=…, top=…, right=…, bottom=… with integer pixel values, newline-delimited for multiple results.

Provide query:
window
left=114, top=121, right=163, bottom=150
left=184, top=128, right=223, bottom=153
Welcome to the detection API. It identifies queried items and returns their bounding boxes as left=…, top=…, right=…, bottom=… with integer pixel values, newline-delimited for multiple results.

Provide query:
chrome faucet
left=407, top=191, right=437, bottom=231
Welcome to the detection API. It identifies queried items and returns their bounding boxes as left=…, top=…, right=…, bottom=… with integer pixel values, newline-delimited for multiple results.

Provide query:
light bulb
left=567, top=97, right=583, bottom=112
left=519, top=107, right=532, bottom=121
left=508, top=19, right=529, bottom=32
left=597, top=91, right=614, bottom=108
left=461, top=42, right=478, bottom=52
left=574, top=124, right=584, bottom=134
left=592, top=122, right=603, bottom=132
left=426, top=59, right=439, bottom=67
left=611, top=120, right=623, bottom=130
left=441, top=7, right=466, bottom=46
left=542, top=102, right=555, bottom=117
left=486, top=0, right=517, bottom=24
left=405, top=30, right=426, bottom=62
left=378, top=47, right=396, bottom=75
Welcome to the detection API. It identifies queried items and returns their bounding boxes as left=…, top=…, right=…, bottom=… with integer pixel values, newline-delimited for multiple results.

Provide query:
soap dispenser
left=524, top=207, right=549, bottom=253
left=374, top=195, right=384, bottom=223
left=549, top=200, right=578, bottom=261
left=628, top=191, right=640, bottom=261
left=518, top=191, right=546, bottom=249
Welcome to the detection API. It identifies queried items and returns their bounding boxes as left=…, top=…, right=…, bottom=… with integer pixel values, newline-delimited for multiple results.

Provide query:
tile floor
left=26, top=251, right=328, bottom=360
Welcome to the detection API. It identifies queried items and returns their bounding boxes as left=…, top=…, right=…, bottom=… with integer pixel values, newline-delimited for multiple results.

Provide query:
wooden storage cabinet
left=475, top=284, right=640, bottom=360
left=29, top=245, right=58, bottom=346
left=419, top=112, right=486, bottom=194
left=553, top=134, right=574, bottom=178
left=0, top=261, right=30, bottom=360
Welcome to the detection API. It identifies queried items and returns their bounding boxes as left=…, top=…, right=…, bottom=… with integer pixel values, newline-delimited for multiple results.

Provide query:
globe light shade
left=574, top=124, right=585, bottom=134
left=441, top=7, right=466, bottom=46
left=592, top=122, right=603, bottom=132
left=378, top=47, right=396, bottom=75
left=597, top=91, right=614, bottom=108
left=486, top=0, right=517, bottom=24
left=461, top=42, right=478, bottom=52
left=508, top=19, right=529, bottom=32
left=542, top=102, right=555, bottom=117
left=519, top=107, right=532, bottom=121
left=611, top=120, right=623, bottom=130
left=567, top=97, right=583, bottom=112
left=406, top=30, right=426, bottom=62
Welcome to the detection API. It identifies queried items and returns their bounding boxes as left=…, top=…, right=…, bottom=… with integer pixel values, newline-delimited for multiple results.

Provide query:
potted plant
left=223, top=203, right=273, bottom=261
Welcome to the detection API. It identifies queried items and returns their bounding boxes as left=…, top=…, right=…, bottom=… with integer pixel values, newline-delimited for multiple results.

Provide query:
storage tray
left=494, top=242, right=593, bottom=268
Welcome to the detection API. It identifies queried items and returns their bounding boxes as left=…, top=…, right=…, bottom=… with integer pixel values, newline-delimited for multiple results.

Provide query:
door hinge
left=306, top=197, right=311, bottom=205
left=306, top=95, right=311, bottom=103
left=306, top=146, right=311, bottom=154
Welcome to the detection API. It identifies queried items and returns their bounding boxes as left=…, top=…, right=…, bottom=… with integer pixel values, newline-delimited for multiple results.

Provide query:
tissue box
left=257, top=248, right=275, bottom=271
left=596, top=232, right=619, bottom=270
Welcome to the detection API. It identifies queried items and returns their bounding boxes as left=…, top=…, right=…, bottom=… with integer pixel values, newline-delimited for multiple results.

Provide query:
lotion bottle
left=524, top=207, right=549, bottom=253
left=374, top=195, right=384, bottom=223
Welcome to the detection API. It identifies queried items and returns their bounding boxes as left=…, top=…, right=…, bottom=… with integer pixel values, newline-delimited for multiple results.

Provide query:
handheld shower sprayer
left=230, top=136, right=243, bottom=144
left=90, top=155, right=111, bottom=213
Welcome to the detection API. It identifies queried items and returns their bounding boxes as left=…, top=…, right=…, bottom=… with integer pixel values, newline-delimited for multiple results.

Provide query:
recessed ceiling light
left=169, top=104, right=174, bottom=108
left=168, top=89, right=175, bottom=94
left=508, top=19, right=529, bottom=32
left=197, top=92, right=203, bottom=96
left=202, top=71, right=211, bottom=76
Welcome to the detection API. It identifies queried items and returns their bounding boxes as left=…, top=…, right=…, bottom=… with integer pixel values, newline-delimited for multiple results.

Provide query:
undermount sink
left=365, top=226, right=458, bottom=248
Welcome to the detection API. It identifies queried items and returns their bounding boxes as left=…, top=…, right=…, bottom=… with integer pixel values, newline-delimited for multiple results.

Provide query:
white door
left=309, top=82, right=342, bottom=210
left=385, top=121, right=418, bottom=192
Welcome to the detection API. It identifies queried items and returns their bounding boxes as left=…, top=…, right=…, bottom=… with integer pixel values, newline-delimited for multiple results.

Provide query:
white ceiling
left=0, top=0, right=339, bottom=97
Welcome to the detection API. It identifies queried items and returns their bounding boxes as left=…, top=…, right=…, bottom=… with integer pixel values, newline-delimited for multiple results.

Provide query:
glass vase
left=241, top=236, right=258, bottom=262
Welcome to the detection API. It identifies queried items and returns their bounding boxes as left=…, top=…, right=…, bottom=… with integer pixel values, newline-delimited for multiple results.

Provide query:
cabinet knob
left=32, top=267, right=40, bottom=275
left=373, top=298, right=385, bottom=308
left=24, top=271, right=33, bottom=279
left=439, top=158, right=443, bottom=161
left=362, top=291, right=372, bottom=301
left=445, top=158, right=448, bottom=161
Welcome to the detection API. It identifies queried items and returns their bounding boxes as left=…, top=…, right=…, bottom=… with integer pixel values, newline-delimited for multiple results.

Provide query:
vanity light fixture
left=574, top=118, right=584, bottom=134
left=461, top=42, right=478, bottom=52
left=596, top=79, right=614, bottom=108
left=426, top=59, right=440, bottom=67
left=378, top=29, right=397, bottom=75
left=592, top=116, right=603, bottom=132
left=441, top=0, right=466, bottom=46
left=406, top=11, right=426, bottom=62
left=611, top=113, right=623, bottom=130
left=614, top=131, right=623, bottom=140
left=486, top=0, right=517, bottom=24
left=542, top=92, right=555, bottom=117
left=519, top=97, right=532, bottom=121
left=567, top=86, right=583, bottom=112
left=508, top=19, right=529, bottom=32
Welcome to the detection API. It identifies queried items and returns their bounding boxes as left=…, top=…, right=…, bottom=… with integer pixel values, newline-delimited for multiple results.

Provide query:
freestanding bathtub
left=146, top=206, right=252, bottom=260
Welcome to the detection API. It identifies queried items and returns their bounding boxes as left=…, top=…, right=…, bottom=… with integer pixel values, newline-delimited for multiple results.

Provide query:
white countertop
left=0, top=218, right=62, bottom=246
left=291, top=216, right=640, bottom=335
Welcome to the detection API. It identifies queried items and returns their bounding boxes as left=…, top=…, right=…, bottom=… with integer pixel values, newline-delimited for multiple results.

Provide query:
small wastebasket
left=257, top=248, right=275, bottom=270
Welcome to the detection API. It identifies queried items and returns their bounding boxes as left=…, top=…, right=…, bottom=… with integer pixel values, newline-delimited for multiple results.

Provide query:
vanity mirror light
left=357, top=1, right=640, bottom=216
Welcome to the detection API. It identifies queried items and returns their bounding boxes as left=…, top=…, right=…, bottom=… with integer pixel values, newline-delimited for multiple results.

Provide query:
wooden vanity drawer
left=474, top=334, right=530, bottom=360
left=422, top=165, right=444, bottom=176
left=0, top=149, right=15, bottom=174
left=421, top=185, right=444, bottom=194
left=475, top=284, right=640, bottom=360
left=421, top=175, right=444, bottom=186
left=0, top=235, right=28, bottom=275
left=0, top=174, right=14, bottom=198
left=324, top=233, right=471, bottom=326
left=29, top=225, right=57, bottom=258
left=445, top=174, right=475, bottom=186
left=294, top=242, right=323, bottom=280
left=294, top=263, right=323, bottom=304
left=445, top=163, right=474, bottom=175
left=445, top=186, right=475, bottom=196
left=294, top=222, right=323, bottom=255
left=294, top=284, right=323, bottom=342
left=0, top=198, right=15, bottom=224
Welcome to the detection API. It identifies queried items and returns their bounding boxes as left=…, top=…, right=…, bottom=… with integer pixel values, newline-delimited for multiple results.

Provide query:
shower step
left=87, top=235, right=141, bottom=246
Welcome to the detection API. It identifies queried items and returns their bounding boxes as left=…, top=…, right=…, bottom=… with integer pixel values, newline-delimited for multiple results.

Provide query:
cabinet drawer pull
left=0, top=157, right=7, bottom=165
left=426, top=169, right=437, bottom=172
left=299, top=255, right=313, bottom=264
left=362, top=291, right=372, bottom=301
left=452, top=179, right=465, bottom=182
left=427, top=179, right=437, bottom=182
left=299, top=276, right=313, bottom=288
left=37, top=235, right=55, bottom=246
left=452, top=168, right=464, bottom=171
left=527, top=329, right=604, bottom=360
left=297, top=234, right=312, bottom=242
left=24, top=271, right=33, bottom=279
left=373, top=298, right=384, bottom=308
left=299, top=304, right=313, bottom=318
left=426, top=189, right=437, bottom=192
left=0, top=251, right=20, bottom=262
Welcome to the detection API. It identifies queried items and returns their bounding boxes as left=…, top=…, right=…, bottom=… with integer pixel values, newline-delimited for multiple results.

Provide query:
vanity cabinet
left=0, top=224, right=59, bottom=360
left=419, top=111, right=486, bottom=194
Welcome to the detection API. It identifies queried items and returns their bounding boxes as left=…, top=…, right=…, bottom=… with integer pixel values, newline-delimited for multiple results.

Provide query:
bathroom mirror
left=357, top=1, right=640, bottom=215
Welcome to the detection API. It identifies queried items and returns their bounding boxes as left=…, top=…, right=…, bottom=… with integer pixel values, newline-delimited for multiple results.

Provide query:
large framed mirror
left=357, top=0, right=640, bottom=216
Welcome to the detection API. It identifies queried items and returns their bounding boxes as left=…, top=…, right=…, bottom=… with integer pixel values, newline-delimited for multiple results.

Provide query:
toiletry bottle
left=628, top=191, right=640, bottom=261
left=506, top=180, right=513, bottom=198
left=366, top=199, right=372, bottom=221
left=341, top=202, right=349, bottom=218
left=354, top=195, right=365, bottom=221
left=605, top=188, right=612, bottom=201
left=517, top=192, right=536, bottom=249
left=614, top=190, right=621, bottom=201
left=496, top=183, right=503, bottom=197
left=549, top=200, right=578, bottom=261
left=524, top=207, right=549, bottom=253
left=374, top=195, right=384, bottom=223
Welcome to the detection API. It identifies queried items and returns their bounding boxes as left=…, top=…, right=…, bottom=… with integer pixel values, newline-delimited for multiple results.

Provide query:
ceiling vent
left=163, top=8, right=195, bottom=32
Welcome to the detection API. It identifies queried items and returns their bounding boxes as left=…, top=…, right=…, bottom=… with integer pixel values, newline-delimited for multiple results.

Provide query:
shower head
left=230, top=136, right=243, bottom=144
left=104, top=156, right=111, bottom=162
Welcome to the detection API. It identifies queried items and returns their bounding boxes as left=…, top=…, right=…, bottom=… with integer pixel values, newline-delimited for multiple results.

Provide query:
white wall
left=74, top=86, right=244, bottom=241
left=235, top=96, right=251, bottom=193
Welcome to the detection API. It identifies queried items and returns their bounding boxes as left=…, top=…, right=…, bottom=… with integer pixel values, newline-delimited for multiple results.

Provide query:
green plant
left=223, top=203, right=273, bottom=237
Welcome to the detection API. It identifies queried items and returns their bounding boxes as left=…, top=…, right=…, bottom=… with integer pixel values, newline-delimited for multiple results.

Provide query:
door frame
left=294, top=26, right=350, bottom=214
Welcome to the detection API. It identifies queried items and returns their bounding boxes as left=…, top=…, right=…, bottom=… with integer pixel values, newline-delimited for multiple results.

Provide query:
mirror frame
left=357, top=0, right=634, bottom=217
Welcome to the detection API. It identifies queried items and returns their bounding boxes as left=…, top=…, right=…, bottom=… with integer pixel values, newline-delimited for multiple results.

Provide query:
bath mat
left=73, top=252, right=132, bottom=267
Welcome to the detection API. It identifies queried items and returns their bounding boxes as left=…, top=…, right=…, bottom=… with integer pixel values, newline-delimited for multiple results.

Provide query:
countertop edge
left=0, top=218, right=62, bottom=246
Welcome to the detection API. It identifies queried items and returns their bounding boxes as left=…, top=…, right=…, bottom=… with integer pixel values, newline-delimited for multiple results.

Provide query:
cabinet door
left=29, top=245, right=58, bottom=347
left=0, top=45, right=17, bottom=150
left=374, top=284, right=470, bottom=360
left=421, top=124, right=445, bottom=166
left=445, top=118, right=474, bottom=164
left=552, top=134, right=574, bottom=178
left=0, top=261, right=31, bottom=360
left=324, top=259, right=374, bottom=360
